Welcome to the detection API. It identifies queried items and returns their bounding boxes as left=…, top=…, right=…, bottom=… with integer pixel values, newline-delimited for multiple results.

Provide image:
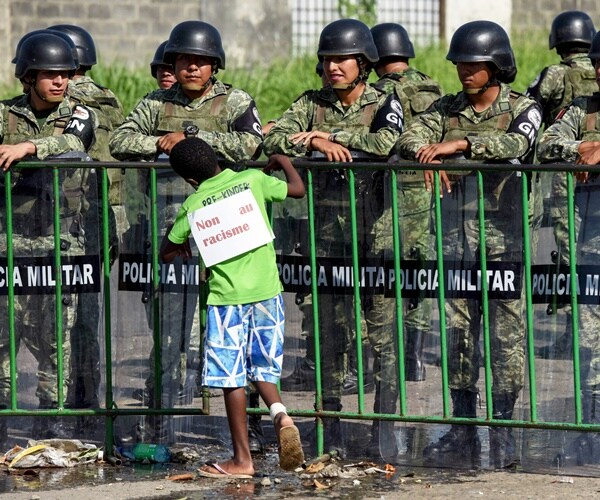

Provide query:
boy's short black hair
left=169, top=137, right=219, bottom=184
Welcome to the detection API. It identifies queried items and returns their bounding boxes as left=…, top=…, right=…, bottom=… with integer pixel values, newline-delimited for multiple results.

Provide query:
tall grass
left=0, top=32, right=565, bottom=119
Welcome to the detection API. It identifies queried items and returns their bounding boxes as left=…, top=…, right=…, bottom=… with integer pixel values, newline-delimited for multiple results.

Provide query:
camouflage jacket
left=0, top=94, right=99, bottom=230
left=372, top=67, right=442, bottom=126
left=109, top=80, right=263, bottom=162
left=69, top=76, right=125, bottom=162
left=0, top=93, right=98, bottom=159
left=538, top=93, right=600, bottom=162
left=526, top=54, right=597, bottom=128
left=397, top=83, right=541, bottom=163
left=262, top=83, right=403, bottom=158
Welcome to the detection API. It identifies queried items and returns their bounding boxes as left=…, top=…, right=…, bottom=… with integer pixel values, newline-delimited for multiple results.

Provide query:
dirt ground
left=1, top=464, right=600, bottom=500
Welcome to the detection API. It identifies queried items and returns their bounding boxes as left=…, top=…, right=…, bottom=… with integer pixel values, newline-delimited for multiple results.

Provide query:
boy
left=160, top=138, right=306, bottom=477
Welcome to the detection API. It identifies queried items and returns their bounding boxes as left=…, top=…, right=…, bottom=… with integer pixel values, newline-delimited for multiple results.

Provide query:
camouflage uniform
left=398, top=83, right=541, bottom=399
left=66, top=77, right=124, bottom=409
left=538, top=93, right=600, bottom=393
left=537, top=91, right=600, bottom=464
left=109, top=80, right=263, bottom=414
left=369, top=67, right=442, bottom=392
left=263, top=84, right=402, bottom=407
left=0, top=94, right=98, bottom=413
left=527, top=55, right=596, bottom=282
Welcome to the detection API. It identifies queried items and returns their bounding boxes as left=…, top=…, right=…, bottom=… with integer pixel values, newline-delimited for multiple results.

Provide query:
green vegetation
left=0, top=32, right=561, bottom=122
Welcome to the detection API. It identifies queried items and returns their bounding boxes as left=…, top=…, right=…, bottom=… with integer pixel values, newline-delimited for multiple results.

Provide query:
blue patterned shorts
left=202, top=294, right=285, bottom=388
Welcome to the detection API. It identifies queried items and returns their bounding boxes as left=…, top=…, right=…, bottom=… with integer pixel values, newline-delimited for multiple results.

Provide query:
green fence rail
left=2, top=159, right=600, bottom=464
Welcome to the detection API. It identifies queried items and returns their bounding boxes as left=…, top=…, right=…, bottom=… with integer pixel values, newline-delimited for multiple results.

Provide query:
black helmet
left=163, top=20, right=226, bottom=69
left=317, top=19, right=378, bottom=63
left=14, top=32, right=78, bottom=79
left=549, top=11, right=596, bottom=50
left=371, top=23, right=415, bottom=59
left=150, top=40, right=170, bottom=78
left=47, top=24, right=97, bottom=67
left=589, top=31, right=600, bottom=62
left=12, top=29, right=79, bottom=67
left=447, top=21, right=515, bottom=72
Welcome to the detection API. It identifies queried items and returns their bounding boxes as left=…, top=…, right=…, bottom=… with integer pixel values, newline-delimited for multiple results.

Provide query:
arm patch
left=232, top=100, right=263, bottom=138
left=370, top=94, right=403, bottom=133
left=508, top=103, right=542, bottom=151
left=64, top=105, right=96, bottom=151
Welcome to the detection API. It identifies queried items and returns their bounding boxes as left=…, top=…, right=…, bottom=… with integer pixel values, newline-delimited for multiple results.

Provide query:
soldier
left=537, top=31, right=600, bottom=466
left=46, top=25, right=125, bottom=417
left=263, top=18, right=403, bottom=454
left=151, top=40, right=177, bottom=90
left=398, top=21, right=541, bottom=469
left=0, top=31, right=98, bottom=443
left=351, top=21, right=443, bottom=458
left=109, top=20, right=263, bottom=443
left=526, top=11, right=597, bottom=359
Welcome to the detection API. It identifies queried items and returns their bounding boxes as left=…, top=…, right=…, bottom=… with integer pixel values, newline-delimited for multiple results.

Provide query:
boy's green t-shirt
left=168, top=168, right=288, bottom=305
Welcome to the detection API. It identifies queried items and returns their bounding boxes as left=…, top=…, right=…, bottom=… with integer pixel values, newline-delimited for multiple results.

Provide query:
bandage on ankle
left=269, top=402, right=287, bottom=422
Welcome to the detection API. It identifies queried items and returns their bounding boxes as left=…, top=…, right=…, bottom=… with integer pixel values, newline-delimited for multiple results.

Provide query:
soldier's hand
left=0, top=142, right=36, bottom=172
left=576, top=142, right=600, bottom=168
left=424, top=166, right=451, bottom=196
left=156, top=132, right=186, bottom=155
left=416, top=141, right=466, bottom=164
left=290, top=130, right=330, bottom=147
left=311, top=138, right=352, bottom=162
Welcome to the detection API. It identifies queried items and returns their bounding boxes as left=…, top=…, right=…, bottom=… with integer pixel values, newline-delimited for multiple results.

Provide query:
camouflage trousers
left=551, top=171, right=582, bottom=266
left=575, top=213, right=600, bottom=392
left=127, top=177, right=201, bottom=406
left=441, top=191, right=526, bottom=397
left=0, top=232, right=86, bottom=408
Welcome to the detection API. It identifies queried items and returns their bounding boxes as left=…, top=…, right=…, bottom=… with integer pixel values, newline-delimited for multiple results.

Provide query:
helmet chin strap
left=31, top=78, right=64, bottom=104
left=182, top=74, right=215, bottom=93
left=463, top=78, right=498, bottom=95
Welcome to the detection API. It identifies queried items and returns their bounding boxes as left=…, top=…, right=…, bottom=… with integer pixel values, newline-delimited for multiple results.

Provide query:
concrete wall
left=0, top=0, right=291, bottom=85
left=444, top=0, right=513, bottom=43
left=512, top=0, right=600, bottom=34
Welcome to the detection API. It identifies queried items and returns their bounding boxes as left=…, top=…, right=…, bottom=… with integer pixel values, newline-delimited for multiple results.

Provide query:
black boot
left=489, top=393, right=518, bottom=469
left=247, top=392, right=266, bottom=455
left=405, top=327, right=426, bottom=382
left=368, top=383, right=399, bottom=460
left=343, top=347, right=374, bottom=395
left=321, top=398, right=344, bottom=456
left=555, top=383, right=600, bottom=466
left=423, top=389, right=481, bottom=468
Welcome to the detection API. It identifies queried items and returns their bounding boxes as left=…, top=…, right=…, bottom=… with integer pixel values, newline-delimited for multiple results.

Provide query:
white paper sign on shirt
left=188, top=189, right=274, bottom=267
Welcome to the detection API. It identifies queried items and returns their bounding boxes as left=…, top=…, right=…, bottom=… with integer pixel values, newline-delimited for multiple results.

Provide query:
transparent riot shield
left=522, top=170, right=600, bottom=477
left=414, top=166, right=526, bottom=471
left=0, top=160, right=103, bottom=446
left=112, top=160, right=202, bottom=445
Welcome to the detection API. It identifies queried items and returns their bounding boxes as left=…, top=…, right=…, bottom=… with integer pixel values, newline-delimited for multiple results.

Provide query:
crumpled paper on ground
left=0, top=439, right=101, bottom=469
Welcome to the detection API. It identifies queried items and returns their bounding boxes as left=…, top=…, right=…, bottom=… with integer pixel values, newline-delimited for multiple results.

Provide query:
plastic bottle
left=132, top=443, right=171, bottom=463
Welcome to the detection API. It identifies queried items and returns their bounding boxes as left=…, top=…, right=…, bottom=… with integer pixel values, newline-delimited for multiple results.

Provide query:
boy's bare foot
left=198, top=459, right=254, bottom=479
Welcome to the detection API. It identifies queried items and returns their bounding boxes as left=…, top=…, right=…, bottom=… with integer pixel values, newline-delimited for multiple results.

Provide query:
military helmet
left=447, top=21, right=515, bottom=71
left=14, top=32, right=78, bottom=79
left=589, top=31, right=600, bottom=62
left=371, top=23, right=415, bottom=59
left=150, top=40, right=170, bottom=78
left=12, top=29, right=79, bottom=67
left=549, top=11, right=596, bottom=50
left=47, top=24, right=97, bottom=67
left=163, top=20, right=226, bottom=69
left=317, top=18, right=378, bottom=63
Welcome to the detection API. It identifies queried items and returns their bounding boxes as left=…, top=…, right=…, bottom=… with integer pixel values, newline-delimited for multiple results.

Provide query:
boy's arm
left=159, top=228, right=192, bottom=263
left=263, top=154, right=306, bottom=198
